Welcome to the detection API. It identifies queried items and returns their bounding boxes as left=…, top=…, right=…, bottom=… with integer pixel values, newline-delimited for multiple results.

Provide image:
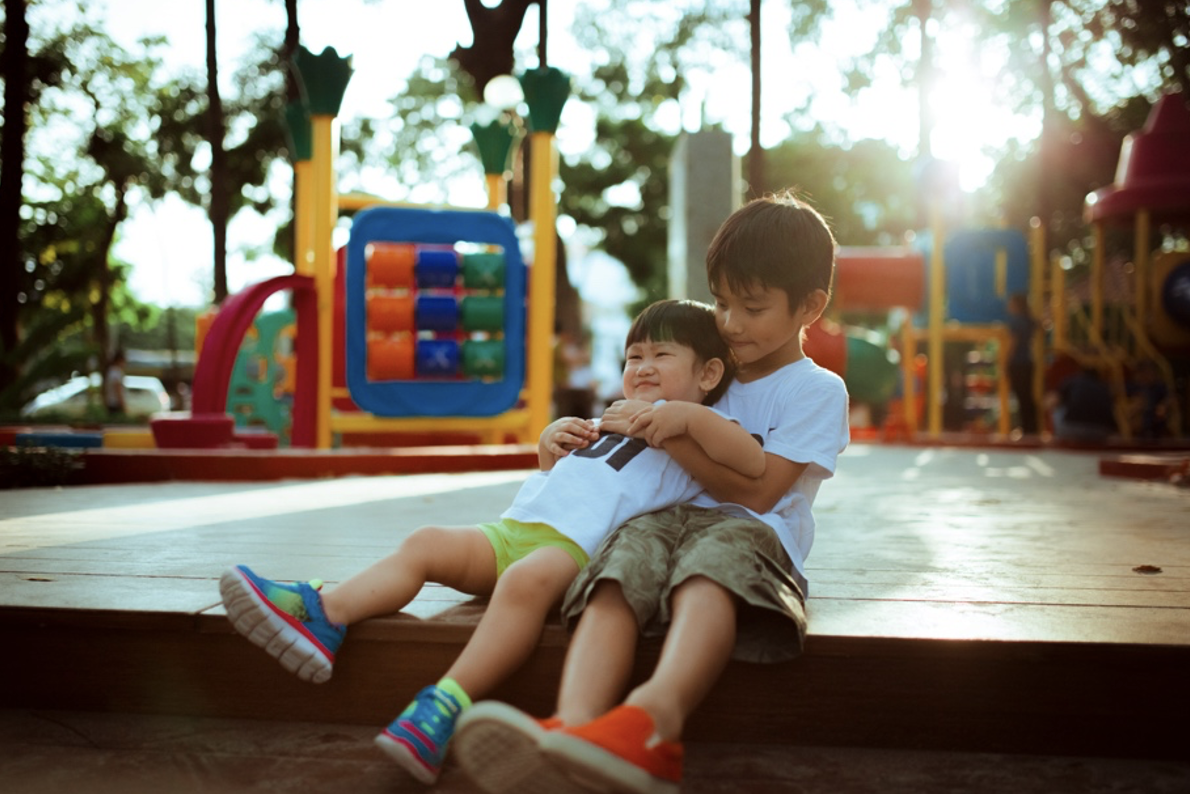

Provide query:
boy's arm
left=626, top=402, right=766, bottom=479
left=661, top=435, right=807, bottom=514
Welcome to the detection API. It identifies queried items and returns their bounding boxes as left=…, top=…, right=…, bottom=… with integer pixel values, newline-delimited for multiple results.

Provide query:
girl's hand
left=599, top=399, right=653, bottom=435
left=628, top=401, right=692, bottom=447
left=540, top=417, right=599, bottom=460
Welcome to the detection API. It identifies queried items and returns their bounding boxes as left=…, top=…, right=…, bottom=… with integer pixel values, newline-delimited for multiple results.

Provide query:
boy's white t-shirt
left=691, top=357, right=850, bottom=589
left=503, top=407, right=736, bottom=557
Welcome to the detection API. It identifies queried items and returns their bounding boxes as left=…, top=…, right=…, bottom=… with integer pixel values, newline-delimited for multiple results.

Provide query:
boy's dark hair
left=706, top=190, right=836, bottom=310
left=625, top=299, right=735, bottom=405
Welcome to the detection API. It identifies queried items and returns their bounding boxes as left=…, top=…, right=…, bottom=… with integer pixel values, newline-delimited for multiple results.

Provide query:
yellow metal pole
left=1051, top=253, right=1067, bottom=350
left=1029, top=217, right=1046, bottom=425
left=1134, top=208, right=1151, bottom=324
left=294, top=159, right=314, bottom=277
left=485, top=173, right=506, bottom=212
left=995, top=246, right=1007, bottom=298
left=527, top=131, right=558, bottom=442
left=927, top=205, right=946, bottom=436
left=1091, top=221, right=1105, bottom=343
left=902, top=325, right=917, bottom=434
left=996, top=328, right=1011, bottom=435
left=311, top=115, right=338, bottom=449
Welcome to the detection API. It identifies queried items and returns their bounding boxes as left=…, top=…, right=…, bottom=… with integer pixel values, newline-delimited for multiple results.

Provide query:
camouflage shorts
left=560, top=504, right=807, bottom=663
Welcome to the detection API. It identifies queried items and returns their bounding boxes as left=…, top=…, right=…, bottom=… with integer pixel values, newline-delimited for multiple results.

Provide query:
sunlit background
left=88, top=0, right=1045, bottom=309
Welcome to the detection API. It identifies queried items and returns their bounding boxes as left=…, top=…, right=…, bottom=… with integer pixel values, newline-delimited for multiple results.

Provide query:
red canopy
left=1085, top=93, right=1190, bottom=224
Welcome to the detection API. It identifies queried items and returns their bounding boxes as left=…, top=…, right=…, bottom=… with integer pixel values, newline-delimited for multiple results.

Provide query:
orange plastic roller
left=367, top=242, right=416, bottom=289
left=367, top=294, right=415, bottom=334
left=367, top=336, right=415, bottom=381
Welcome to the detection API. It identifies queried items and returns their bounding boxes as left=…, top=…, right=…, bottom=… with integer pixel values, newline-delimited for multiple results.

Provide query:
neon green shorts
left=477, top=518, right=590, bottom=577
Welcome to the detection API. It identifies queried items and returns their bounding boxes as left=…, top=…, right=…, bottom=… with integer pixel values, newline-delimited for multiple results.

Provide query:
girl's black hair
left=624, top=299, right=735, bottom=405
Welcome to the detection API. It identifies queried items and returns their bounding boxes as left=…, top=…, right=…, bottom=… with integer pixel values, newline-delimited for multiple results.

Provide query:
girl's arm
left=625, top=402, right=766, bottom=479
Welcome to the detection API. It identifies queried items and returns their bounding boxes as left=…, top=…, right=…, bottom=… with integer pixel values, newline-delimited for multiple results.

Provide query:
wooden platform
left=3, top=445, right=1188, bottom=762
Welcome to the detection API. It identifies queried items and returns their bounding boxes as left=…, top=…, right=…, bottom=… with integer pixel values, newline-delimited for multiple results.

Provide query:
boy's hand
left=540, top=417, right=599, bottom=460
left=599, top=399, right=653, bottom=435
left=627, top=401, right=693, bottom=447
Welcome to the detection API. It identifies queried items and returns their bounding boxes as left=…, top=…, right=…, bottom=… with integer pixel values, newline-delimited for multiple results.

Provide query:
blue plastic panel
left=345, top=206, right=526, bottom=418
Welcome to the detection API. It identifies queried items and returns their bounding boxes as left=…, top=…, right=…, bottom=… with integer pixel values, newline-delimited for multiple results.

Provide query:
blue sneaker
left=374, top=685, right=464, bottom=784
left=219, top=564, right=345, bottom=684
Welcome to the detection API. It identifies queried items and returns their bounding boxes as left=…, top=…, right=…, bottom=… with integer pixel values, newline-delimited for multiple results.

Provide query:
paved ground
left=3, top=443, right=1189, bottom=792
left=3, top=709, right=1188, bottom=794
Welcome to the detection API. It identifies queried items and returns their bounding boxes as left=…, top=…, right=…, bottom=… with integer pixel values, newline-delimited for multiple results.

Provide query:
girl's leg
left=444, top=546, right=580, bottom=699
left=320, top=525, right=498, bottom=625
left=555, top=579, right=641, bottom=725
left=623, top=575, right=737, bottom=742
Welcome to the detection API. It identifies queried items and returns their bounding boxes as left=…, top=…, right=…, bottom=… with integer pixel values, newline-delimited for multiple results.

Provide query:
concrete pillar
left=668, top=129, right=740, bottom=303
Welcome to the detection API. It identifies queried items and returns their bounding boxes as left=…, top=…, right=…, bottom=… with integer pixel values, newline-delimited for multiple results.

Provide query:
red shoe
left=540, top=705, right=683, bottom=794
left=453, top=701, right=572, bottom=794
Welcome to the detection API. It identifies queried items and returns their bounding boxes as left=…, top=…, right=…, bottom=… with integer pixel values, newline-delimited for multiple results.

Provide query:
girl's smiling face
left=622, top=339, right=722, bottom=405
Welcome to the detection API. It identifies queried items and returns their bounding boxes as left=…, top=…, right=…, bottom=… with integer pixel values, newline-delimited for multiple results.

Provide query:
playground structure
left=152, top=46, right=570, bottom=450
left=807, top=92, right=1190, bottom=442
left=801, top=232, right=1029, bottom=439
left=153, top=44, right=1187, bottom=451
left=1075, top=91, right=1190, bottom=439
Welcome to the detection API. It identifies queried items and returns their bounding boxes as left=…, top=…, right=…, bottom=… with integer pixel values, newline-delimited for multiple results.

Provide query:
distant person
left=1006, top=293, right=1039, bottom=434
left=1051, top=367, right=1117, bottom=443
left=554, top=330, right=597, bottom=420
left=105, top=350, right=127, bottom=415
left=1127, top=360, right=1171, bottom=439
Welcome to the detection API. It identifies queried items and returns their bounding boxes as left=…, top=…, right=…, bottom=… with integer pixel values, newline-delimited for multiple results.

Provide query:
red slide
left=154, top=275, right=318, bottom=448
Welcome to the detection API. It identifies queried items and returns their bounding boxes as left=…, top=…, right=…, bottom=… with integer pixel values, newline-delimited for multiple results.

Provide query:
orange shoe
left=540, top=705, right=683, bottom=794
left=453, top=701, right=572, bottom=794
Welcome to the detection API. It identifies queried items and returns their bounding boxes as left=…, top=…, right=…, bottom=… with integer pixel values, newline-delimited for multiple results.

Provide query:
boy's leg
left=540, top=576, right=738, bottom=794
left=555, top=579, right=641, bottom=725
left=623, top=575, right=737, bottom=740
left=320, top=524, right=498, bottom=624
left=376, top=546, right=579, bottom=783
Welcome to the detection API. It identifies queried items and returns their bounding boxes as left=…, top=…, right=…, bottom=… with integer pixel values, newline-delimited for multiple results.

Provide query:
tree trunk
left=748, top=0, right=763, bottom=197
left=450, top=0, right=537, bottom=96
left=1037, top=0, right=1055, bottom=232
left=206, top=0, right=230, bottom=303
left=0, top=0, right=29, bottom=393
left=914, top=0, right=935, bottom=161
left=284, top=0, right=300, bottom=104
left=96, top=187, right=130, bottom=403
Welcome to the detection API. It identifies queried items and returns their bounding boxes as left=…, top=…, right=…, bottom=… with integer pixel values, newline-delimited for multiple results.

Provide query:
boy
left=453, top=192, right=850, bottom=794
left=218, top=299, right=764, bottom=785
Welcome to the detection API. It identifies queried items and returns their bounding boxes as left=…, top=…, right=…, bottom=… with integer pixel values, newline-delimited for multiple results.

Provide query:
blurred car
left=21, top=373, right=172, bottom=419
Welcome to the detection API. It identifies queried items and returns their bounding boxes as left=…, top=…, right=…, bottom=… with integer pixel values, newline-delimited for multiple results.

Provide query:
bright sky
left=82, top=0, right=1037, bottom=308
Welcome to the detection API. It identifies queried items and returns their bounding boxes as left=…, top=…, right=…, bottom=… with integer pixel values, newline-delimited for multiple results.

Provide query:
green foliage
left=757, top=132, right=917, bottom=245
left=115, top=306, right=200, bottom=353
left=339, top=55, right=483, bottom=204
left=0, top=446, right=84, bottom=489
left=6, top=5, right=212, bottom=410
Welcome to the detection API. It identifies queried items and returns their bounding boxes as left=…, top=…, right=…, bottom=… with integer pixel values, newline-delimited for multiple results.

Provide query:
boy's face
left=621, top=338, right=718, bottom=404
left=711, top=278, right=809, bottom=378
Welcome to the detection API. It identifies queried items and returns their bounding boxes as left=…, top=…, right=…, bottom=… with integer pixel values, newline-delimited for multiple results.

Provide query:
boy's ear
left=798, top=289, right=829, bottom=325
left=698, top=356, right=726, bottom=394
